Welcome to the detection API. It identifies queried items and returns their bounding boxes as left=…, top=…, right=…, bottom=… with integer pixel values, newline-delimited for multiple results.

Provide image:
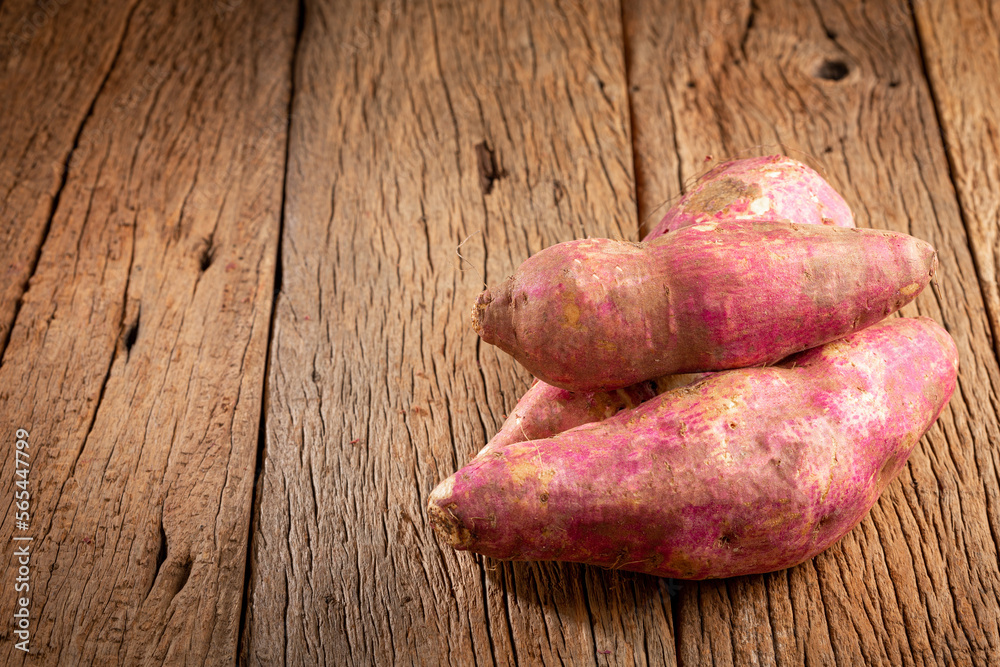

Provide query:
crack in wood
left=237, top=0, right=304, bottom=661
left=475, top=140, right=501, bottom=195
left=908, top=0, right=1000, bottom=375
left=124, top=306, right=140, bottom=357
left=739, top=0, right=756, bottom=58
left=0, top=1, right=142, bottom=365
left=198, top=234, right=216, bottom=272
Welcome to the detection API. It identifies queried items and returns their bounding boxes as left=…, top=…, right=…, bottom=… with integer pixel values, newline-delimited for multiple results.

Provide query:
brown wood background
left=1, top=0, right=997, bottom=664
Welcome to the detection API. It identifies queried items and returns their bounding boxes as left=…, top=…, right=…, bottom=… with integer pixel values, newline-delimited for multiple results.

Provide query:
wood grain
left=0, top=0, right=138, bottom=361
left=912, top=0, right=1000, bottom=362
left=241, top=0, right=677, bottom=664
left=0, top=0, right=294, bottom=663
left=623, top=0, right=1000, bottom=665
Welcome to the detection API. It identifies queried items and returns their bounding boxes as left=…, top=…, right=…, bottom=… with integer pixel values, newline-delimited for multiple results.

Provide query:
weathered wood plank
left=241, top=0, right=676, bottom=664
left=0, top=0, right=295, bottom=663
left=0, top=0, right=138, bottom=359
left=912, top=0, right=1000, bottom=362
left=623, top=0, right=1000, bottom=665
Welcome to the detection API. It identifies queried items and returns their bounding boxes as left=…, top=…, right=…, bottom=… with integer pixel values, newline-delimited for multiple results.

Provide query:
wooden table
left=1, top=0, right=998, bottom=664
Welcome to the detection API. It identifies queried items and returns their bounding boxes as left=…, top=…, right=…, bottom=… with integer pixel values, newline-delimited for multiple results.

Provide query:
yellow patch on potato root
left=563, top=302, right=580, bottom=327
left=505, top=445, right=558, bottom=492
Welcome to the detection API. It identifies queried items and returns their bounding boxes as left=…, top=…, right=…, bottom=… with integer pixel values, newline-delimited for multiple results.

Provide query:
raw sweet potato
left=646, top=155, right=854, bottom=239
left=486, top=157, right=851, bottom=448
left=489, top=157, right=852, bottom=449
left=482, top=373, right=706, bottom=454
left=429, top=317, right=958, bottom=579
left=473, top=221, right=936, bottom=392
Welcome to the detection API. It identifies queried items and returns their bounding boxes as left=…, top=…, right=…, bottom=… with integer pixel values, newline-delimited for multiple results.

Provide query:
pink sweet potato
left=429, top=317, right=958, bottom=579
left=473, top=221, right=936, bottom=392
left=488, top=156, right=851, bottom=448
left=491, top=158, right=851, bottom=448
left=482, top=380, right=656, bottom=454
left=646, top=155, right=854, bottom=239
left=482, top=373, right=706, bottom=454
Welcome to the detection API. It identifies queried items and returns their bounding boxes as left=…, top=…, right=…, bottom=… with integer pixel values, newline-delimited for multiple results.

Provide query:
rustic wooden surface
left=0, top=0, right=137, bottom=372
left=0, top=0, right=295, bottom=663
left=912, top=0, right=1000, bottom=362
left=1, top=0, right=998, bottom=664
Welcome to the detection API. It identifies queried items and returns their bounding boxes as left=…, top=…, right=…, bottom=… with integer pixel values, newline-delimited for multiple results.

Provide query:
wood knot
left=816, top=59, right=849, bottom=81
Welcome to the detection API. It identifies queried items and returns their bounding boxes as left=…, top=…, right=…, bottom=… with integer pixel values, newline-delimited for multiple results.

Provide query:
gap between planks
left=905, top=0, right=1000, bottom=374
left=236, top=0, right=306, bottom=661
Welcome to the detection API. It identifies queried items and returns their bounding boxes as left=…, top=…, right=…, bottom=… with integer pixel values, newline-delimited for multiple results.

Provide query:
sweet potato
left=482, top=373, right=706, bottom=454
left=646, top=155, right=854, bottom=239
left=473, top=221, right=936, bottom=392
left=489, top=157, right=851, bottom=448
left=486, top=157, right=850, bottom=448
left=429, top=317, right=958, bottom=579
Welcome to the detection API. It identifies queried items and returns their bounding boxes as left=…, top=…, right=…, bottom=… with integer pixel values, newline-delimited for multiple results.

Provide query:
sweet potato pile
left=429, top=156, right=958, bottom=580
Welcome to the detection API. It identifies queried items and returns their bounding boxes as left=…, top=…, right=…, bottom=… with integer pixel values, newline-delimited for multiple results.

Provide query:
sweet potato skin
left=429, top=317, right=958, bottom=579
left=482, top=380, right=657, bottom=454
left=474, top=221, right=937, bottom=392
left=646, top=155, right=854, bottom=239
left=483, top=374, right=706, bottom=453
